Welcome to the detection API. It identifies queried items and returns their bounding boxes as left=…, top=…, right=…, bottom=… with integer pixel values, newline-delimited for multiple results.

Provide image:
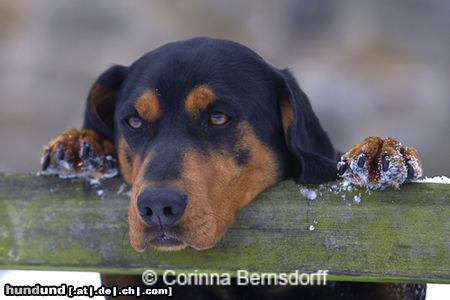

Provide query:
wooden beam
left=0, top=173, right=448, bottom=283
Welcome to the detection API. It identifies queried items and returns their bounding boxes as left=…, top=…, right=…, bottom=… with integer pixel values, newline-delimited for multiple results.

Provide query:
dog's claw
left=106, top=155, right=115, bottom=169
left=382, top=154, right=390, bottom=172
left=81, top=142, right=90, bottom=159
left=357, top=152, right=366, bottom=168
left=55, top=145, right=65, bottom=161
left=337, top=161, right=348, bottom=176
left=406, top=163, right=415, bottom=180
left=42, top=151, right=51, bottom=171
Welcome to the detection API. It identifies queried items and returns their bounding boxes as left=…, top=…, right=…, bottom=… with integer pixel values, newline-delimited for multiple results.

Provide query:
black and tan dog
left=41, top=37, right=424, bottom=298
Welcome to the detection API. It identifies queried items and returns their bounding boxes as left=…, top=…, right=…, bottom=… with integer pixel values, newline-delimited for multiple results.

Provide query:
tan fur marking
left=128, top=195, right=151, bottom=252
left=126, top=151, right=189, bottom=252
left=280, top=100, right=294, bottom=136
left=128, top=153, right=156, bottom=252
left=126, top=121, right=279, bottom=251
left=175, top=122, right=279, bottom=249
left=117, top=136, right=141, bottom=184
left=135, top=90, right=162, bottom=123
left=185, top=85, right=215, bottom=117
left=131, top=154, right=153, bottom=196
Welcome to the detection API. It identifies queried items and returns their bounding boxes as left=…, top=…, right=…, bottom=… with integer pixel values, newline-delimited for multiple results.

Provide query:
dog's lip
left=149, top=234, right=184, bottom=247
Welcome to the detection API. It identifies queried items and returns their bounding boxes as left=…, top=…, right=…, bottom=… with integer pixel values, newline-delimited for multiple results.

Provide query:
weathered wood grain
left=0, top=173, right=448, bottom=283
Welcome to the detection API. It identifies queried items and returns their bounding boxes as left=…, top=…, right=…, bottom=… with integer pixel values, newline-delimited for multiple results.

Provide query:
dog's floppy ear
left=274, top=68, right=338, bottom=183
left=83, top=65, right=127, bottom=141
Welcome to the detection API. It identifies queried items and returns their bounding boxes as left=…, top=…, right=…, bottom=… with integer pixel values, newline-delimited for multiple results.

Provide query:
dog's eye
left=209, top=113, right=229, bottom=126
left=128, top=116, right=143, bottom=129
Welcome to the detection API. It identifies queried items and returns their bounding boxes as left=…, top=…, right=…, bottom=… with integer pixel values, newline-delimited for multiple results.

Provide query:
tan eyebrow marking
left=185, top=85, right=216, bottom=117
left=135, top=89, right=162, bottom=122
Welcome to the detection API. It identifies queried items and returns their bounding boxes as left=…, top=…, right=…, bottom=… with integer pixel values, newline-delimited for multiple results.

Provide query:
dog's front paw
left=337, top=137, right=422, bottom=189
left=41, top=129, right=118, bottom=179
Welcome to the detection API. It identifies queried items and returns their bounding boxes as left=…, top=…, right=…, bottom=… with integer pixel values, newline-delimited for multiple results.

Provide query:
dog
left=41, top=37, right=424, bottom=299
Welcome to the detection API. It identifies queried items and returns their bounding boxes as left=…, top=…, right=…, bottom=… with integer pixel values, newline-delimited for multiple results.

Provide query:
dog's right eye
left=209, top=113, right=230, bottom=126
left=127, top=116, right=143, bottom=129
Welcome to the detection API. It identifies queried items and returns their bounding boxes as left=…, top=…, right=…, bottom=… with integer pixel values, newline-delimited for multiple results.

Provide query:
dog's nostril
left=145, top=207, right=153, bottom=217
left=137, top=189, right=187, bottom=226
left=163, top=206, right=176, bottom=216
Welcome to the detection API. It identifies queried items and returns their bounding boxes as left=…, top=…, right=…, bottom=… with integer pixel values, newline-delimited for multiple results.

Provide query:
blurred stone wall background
left=0, top=0, right=448, bottom=176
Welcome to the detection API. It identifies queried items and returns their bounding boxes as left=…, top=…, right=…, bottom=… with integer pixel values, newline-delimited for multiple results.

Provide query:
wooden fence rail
left=0, top=173, right=448, bottom=283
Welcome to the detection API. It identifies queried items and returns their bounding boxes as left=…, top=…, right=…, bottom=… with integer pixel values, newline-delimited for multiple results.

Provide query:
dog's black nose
left=137, top=188, right=187, bottom=227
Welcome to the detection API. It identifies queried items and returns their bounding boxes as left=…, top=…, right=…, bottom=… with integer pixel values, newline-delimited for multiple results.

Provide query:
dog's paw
left=337, top=137, right=422, bottom=189
left=41, top=129, right=118, bottom=179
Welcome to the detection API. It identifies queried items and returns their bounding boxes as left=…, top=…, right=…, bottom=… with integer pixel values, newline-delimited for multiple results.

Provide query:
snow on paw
left=337, top=137, right=422, bottom=189
left=41, top=129, right=82, bottom=175
left=78, top=129, right=118, bottom=178
left=41, top=129, right=118, bottom=179
left=400, top=146, right=423, bottom=182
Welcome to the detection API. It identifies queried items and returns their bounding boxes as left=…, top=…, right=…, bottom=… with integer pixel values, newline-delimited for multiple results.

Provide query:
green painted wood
left=0, top=173, right=448, bottom=283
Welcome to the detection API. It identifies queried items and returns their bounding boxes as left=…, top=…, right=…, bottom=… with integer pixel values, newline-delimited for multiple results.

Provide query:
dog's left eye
left=127, top=116, right=143, bottom=129
left=209, top=113, right=229, bottom=126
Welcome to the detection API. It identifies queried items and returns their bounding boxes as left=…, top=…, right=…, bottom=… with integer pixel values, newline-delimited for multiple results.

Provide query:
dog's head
left=85, top=37, right=336, bottom=251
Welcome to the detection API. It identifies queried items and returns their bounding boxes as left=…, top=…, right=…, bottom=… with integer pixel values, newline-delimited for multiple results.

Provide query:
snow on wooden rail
left=0, top=173, right=448, bottom=283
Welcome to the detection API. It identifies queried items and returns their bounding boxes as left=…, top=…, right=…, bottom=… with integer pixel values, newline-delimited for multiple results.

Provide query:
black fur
left=84, top=37, right=424, bottom=300
left=83, top=37, right=338, bottom=183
